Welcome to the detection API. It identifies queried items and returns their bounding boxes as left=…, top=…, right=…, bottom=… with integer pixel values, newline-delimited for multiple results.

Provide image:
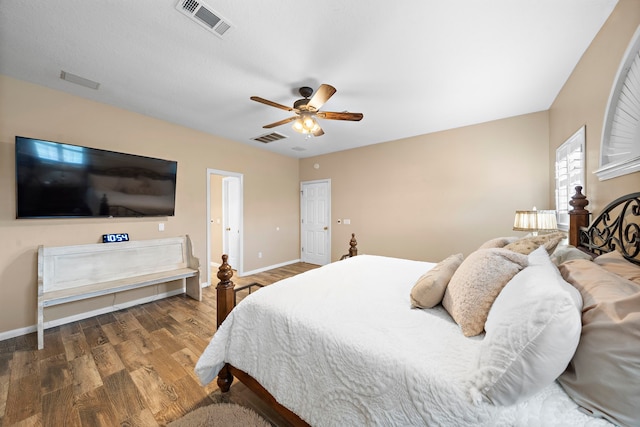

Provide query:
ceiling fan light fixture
left=293, top=115, right=320, bottom=134
left=305, top=117, right=315, bottom=128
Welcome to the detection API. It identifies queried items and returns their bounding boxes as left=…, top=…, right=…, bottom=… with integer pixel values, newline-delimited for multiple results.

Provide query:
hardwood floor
left=0, top=262, right=319, bottom=427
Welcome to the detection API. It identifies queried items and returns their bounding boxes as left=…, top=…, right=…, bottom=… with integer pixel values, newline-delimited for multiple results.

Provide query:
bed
left=195, top=187, right=640, bottom=427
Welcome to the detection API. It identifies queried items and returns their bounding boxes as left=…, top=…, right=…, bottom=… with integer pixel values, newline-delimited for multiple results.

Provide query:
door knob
left=324, top=226, right=328, bottom=230
left=226, top=227, right=231, bottom=231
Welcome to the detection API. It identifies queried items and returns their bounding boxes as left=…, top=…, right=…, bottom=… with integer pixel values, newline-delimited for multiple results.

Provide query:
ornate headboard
left=569, top=186, right=640, bottom=265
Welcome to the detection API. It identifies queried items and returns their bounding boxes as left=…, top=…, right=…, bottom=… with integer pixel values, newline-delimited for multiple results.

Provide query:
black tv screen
left=15, top=136, right=177, bottom=218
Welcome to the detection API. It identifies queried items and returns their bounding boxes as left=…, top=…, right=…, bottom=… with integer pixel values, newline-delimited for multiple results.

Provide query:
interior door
left=223, top=176, right=241, bottom=268
left=301, top=180, right=330, bottom=265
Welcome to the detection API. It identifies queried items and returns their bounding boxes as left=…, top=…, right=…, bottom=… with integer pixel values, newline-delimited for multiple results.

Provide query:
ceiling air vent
left=251, top=132, right=288, bottom=144
left=60, top=71, right=100, bottom=90
left=176, top=0, right=232, bottom=38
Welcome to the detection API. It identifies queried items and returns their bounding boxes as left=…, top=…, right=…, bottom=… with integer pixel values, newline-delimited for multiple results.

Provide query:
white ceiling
left=0, top=0, right=618, bottom=158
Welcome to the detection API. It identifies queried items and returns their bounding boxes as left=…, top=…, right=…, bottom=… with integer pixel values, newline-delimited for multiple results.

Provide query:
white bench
left=37, top=235, right=201, bottom=349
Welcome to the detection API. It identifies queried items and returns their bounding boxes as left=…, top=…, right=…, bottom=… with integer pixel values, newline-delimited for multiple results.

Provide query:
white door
left=223, top=177, right=241, bottom=269
left=301, top=180, right=331, bottom=265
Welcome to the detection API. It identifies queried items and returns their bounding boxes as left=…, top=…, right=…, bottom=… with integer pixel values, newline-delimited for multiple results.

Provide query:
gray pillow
left=558, top=259, right=640, bottom=427
left=410, top=254, right=464, bottom=309
left=442, top=248, right=528, bottom=337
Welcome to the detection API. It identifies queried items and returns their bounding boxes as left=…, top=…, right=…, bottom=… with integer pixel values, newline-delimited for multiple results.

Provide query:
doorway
left=222, top=176, right=241, bottom=268
left=207, top=169, right=243, bottom=286
left=300, top=179, right=331, bottom=265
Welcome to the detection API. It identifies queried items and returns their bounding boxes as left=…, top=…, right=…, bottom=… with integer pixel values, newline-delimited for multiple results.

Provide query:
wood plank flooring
left=0, top=262, right=319, bottom=427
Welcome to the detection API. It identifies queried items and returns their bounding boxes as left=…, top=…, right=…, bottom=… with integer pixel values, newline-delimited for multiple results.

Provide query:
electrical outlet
left=258, top=252, right=262, bottom=258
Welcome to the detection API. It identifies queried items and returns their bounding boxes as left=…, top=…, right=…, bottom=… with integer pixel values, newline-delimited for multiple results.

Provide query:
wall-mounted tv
left=15, top=136, right=177, bottom=218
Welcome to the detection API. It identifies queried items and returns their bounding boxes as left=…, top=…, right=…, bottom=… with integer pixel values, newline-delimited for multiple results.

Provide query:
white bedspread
left=195, top=255, right=612, bottom=426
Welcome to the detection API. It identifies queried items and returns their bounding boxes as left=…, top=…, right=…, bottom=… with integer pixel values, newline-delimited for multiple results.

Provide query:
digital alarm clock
left=102, top=233, right=130, bottom=243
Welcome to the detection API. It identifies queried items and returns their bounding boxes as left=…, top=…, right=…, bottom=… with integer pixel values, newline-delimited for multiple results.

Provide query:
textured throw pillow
left=468, top=247, right=582, bottom=406
left=442, top=248, right=528, bottom=337
left=478, top=236, right=519, bottom=250
left=549, top=244, right=593, bottom=266
left=504, top=231, right=566, bottom=255
left=410, top=253, right=464, bottom=309
left=558, top=259, right=640, bottom=427
left=594, top=250, right=640, bottom=284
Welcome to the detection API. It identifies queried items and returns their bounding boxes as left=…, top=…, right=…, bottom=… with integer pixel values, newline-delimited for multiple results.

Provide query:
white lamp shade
left=536, top=210, right=558, bottom=231
left=513, top=210, right=557, bottom=232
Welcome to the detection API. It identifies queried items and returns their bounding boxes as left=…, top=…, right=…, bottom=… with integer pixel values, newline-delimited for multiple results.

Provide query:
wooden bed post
left=568, top=186, right=590, bottom=247
left=340, top=233, right=358, bottom=260
left=216, top=254, right=235, bottom=328
left=348, top=233, right=358, bottom=257
left=216, top=254, right=235, bottom=392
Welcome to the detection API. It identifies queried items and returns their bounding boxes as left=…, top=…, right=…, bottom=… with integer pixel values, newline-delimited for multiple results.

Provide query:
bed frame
left=214, top=235, right=360, bottom=426
left=568, top=186, right=640, bottom=264
left=213, top=187, right=640, bottom=425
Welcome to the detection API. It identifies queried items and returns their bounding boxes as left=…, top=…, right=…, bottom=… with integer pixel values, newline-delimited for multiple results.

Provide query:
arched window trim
left=596, top=25, right=640, bottom=181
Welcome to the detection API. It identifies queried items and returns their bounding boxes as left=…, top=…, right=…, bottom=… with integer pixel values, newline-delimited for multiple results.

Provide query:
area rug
left=168, top=403, right=271, bottom=427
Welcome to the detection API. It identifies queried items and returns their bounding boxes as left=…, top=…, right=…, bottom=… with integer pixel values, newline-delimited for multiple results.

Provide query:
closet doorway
left=207, top=169, right=243, bottom=285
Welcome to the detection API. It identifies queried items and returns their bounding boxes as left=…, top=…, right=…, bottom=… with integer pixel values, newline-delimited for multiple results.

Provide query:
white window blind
left=597, top=25, right=640, bottom=181
left=555, top=126, right=585, bottom=231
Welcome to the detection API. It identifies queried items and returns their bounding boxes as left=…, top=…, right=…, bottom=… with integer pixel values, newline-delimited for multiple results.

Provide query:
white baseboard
left=0, top=325, right=34, bottom=343
left=0, top=288, right=186, bottom=343
left=240, top=258, right=301, bottom=277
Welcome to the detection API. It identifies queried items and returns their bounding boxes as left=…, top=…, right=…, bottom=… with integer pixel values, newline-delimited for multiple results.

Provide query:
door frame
left=300, top=179, right=331, bottom=265
left=207, top=168, right=244, bottom=286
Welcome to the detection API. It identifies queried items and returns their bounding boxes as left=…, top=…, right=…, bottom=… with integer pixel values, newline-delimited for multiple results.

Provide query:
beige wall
left=0, top=75, right=300, bottom=335
left=300, top=111, right=550, bottom=262
left=549, top=0, right=640, bottom=212
left=299, top=0, right=640, bottom=264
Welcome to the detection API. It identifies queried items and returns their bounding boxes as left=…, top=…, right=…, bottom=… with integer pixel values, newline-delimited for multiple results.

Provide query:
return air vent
left=175, top=0, right=232, bottom=38
left=251, top=132, right=288, bottom=144
left=60, top=71, right=100, bottom=90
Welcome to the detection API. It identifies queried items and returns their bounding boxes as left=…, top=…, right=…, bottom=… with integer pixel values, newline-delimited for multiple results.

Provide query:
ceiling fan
left=250, top=84, right=363, bottom=137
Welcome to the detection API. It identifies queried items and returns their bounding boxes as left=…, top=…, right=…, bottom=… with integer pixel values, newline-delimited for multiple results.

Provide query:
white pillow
left=549, top=244, right=593, bottom=266
left=467, top=246, right=582, bottom=405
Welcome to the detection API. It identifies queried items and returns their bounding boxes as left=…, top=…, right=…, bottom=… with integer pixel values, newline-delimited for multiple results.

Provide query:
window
left=34, top=141, right=84, bottom=164
left=555, top=126, right=585, bottom=231
left=596, top=25, right=640, bottom=180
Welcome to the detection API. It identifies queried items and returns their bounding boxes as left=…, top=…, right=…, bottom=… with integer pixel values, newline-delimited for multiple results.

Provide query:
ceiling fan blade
left=263, top=116, right=297, bottom=129
left=250, top=96, right=294, bottom=112
left=316, top=111, right=363, bottom=121
left=312, top=126, right=325, bottom=137
left=307, top=84, right=336, bottom=111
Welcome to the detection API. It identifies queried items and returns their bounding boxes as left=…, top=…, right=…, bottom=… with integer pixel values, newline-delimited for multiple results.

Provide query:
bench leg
left=185, top=275, right=202, bottom=301
left=37, top=301, right=44, bottom=350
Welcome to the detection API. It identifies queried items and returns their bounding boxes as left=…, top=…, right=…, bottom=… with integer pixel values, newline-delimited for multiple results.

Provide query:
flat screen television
left=15, top=136, right=178, bottom=218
